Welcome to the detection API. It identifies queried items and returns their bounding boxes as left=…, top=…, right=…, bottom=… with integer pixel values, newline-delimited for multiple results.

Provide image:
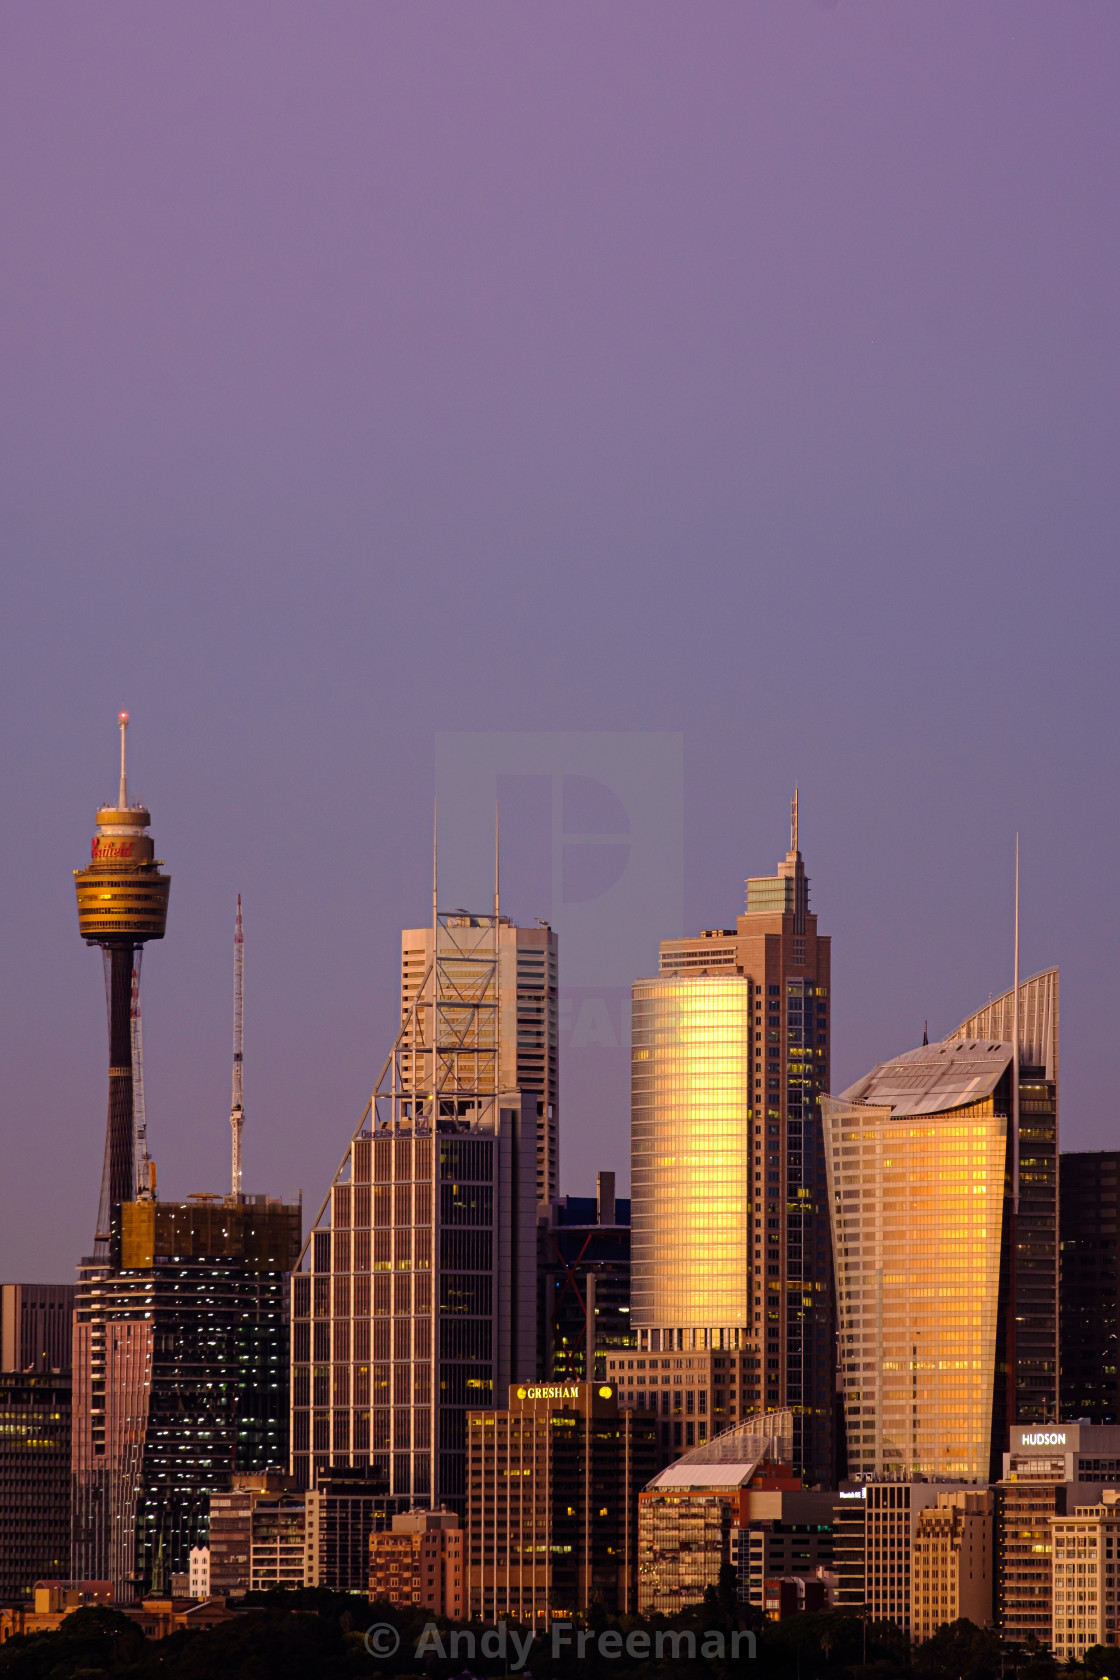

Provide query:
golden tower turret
left=74, top=714, right=170, bottom=1245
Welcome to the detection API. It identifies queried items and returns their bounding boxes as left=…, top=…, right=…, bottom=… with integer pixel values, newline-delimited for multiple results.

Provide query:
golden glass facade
left=631, top=976, right=751, bottom=1337
left=822, top=1095, right=1007, bottom=1484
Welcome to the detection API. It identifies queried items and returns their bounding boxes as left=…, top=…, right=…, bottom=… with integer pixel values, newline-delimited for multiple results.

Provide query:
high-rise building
left=400, top=918, right=558, bottom=1205
left=0, top=1285, right=74, bottom=1604
left=995, top=1420, right=1120, bottom=1646
left=909, top=1489, right=993, bottom=1643
left=369, top=1509, right=463, bottom=1614
left=0, top=1284, right=75, bottom=1376
left=466, top=1380, right=656, bottom=1624
left=729, top=1489, right=835, bottom=1616
left=72, top=1195, right=301, bottom=1599
left=73, top=715, right=170, bottom=1248
left=637, top=1413, right=800, bottom=1616
left=632, top=803, right=834, bottom=1483
left=1060, top=1152, right=1119, bottom=1423
left=831, top=1486, right=868, bottom=1608
left=862, top=1480, right=978, bottom=1636
left=821, top=969, right=1059, bottom=1486
left=538, top=1171, right=633, bottom=1382
left=1050, top=1491, right=1120, bottom=1661
left=208, top=1471, right=303, bottom=1596
left=295, top=906, right=539, bottom=1512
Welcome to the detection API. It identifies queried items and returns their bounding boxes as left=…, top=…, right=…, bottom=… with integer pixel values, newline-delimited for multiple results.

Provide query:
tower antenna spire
left=230, top=895, right=244, bottom=1198
left=118, top=711, right=129, bottom=808
left=494, top=802, right=500, bottom=917
left=791, top=787, right=799, bottom=853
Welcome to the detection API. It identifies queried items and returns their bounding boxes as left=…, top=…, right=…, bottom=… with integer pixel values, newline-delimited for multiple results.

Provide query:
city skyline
left=2, top=5, right=1117, bottom=1292
left=0, top=723, right=1087, bottom=1280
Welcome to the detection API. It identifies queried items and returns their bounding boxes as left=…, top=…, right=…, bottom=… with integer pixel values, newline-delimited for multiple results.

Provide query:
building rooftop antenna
left=230, top=894, right=244, bottom=1198
left=118, top=711, right=129, bottom=808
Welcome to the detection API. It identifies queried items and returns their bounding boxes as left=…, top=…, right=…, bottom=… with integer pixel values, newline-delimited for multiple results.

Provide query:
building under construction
left=72, top=1195, right=301, bottom=1598
left=293, top=885, right=540, bottom=1510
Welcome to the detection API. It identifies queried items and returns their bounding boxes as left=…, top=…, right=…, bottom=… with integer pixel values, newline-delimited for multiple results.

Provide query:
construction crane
left=230, top=894, right=244, bottom=1198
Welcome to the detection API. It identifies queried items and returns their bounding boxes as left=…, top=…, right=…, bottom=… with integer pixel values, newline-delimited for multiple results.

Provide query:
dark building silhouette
left=538, top=1171, right=632, bottom=1382
left=1060, top=1151, right=1120, bottom=1423
left=72, top=1195, right=300, bottom=1599
left=0, top=1284, right=74, bottom=1604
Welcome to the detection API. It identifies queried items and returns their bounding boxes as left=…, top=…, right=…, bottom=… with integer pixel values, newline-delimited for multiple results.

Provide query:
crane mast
left=230, top=894, right=244, bottom=1197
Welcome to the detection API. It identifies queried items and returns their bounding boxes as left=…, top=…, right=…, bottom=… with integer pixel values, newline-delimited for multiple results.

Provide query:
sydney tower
left=74, top=714, right=170, bottom=1248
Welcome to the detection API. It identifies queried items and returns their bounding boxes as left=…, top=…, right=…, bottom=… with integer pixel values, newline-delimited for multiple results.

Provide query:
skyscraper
left=821, top=969, right=1059, bottom=1485
left=400, top=918, right=558, bottom=1205
left=294, top=905, right=539, bottom=1510
left=631, top=802, right=835, bottom=1483
left=0, top=1285, right=74, bottom=1604
left=72, top=1195, right=301, bottom=1598
left=1059, top=1151, right=1119, bottom=1423
left=538, top=1171, right=633, bottom=1383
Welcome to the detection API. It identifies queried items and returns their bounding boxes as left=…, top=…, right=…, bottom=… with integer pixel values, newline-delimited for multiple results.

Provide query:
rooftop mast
left=230, top=895, right=244, bottom=1198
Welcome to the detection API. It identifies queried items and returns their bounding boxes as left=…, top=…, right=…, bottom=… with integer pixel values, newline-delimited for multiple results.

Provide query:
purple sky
left=2, top=4, right=1119, bottom=1279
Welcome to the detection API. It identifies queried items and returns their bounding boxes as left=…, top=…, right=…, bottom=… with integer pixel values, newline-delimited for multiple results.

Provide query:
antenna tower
left=231, top=895, right=244, bottom=1198
left=74, top=714, right=170, bottom=1249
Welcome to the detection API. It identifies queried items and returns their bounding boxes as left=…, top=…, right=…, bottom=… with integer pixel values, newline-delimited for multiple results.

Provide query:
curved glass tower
left=631, top=975, right=752, bottom=1337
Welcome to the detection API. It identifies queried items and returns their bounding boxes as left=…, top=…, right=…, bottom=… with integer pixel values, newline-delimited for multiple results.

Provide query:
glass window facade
left=823, top=1094, right=1007, bottom=1485
left=631, top=976, right=751, bottom=1335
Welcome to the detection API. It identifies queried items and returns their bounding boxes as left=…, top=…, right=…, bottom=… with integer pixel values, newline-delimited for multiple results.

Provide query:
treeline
left=0, top=1585, right=1101, bottom=1680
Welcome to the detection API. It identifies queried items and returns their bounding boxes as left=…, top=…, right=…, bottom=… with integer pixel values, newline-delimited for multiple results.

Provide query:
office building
left=400, top=918, right=558, bottom=1206
left=0, top=1371, right=72, bottom=1602
left=369, top=1509, right=463, bottom=1614
left=1050, top=1492, right=1120, bottom=1660
left=466, top=1379, right=656, bottom=1624
left=634, top=801, right=834, bottom=1484
left=304, top=1468, right=410, bottom=1591
left=822, top=969, right=1059, bottom=1485
left=0, top=1284, right=74, bottom=1605
left=72, top=1194, right=301, bottom=1599
left=208, top=1472, right=303, bottom=1596
left=294, top=907, right=539, bottom=1510
left=208, top=1468, right=408, bottom=1595
left=539, top=1172, right=633, bottom=1382
left=637, top=1413, right=798, bottom=1616
left=996, top=1420, right=1120, bottom=1646
left=1060, top=1152, right=1119, bottom=1423
left=1, top=1284, right=75, bottom=1376
left=729, top=1489, right=835, bottom=1616
left=910, top=1489, right=993, bottom=1643
left=863, top=1480, right=977, bottom=1637
left=832, top=1486, right=868, bottom=1608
